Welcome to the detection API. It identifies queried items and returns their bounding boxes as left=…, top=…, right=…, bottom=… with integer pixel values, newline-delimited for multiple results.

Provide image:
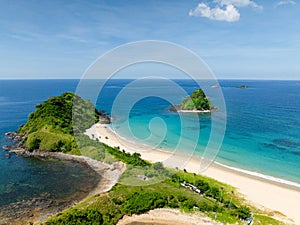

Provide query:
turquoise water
left=97, top=79, right=300, bottom=185
left=0, top=79, right=299, bottom=208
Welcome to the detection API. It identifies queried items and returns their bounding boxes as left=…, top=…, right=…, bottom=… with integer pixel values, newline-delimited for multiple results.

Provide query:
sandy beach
left=117, top=208, right=223, bottom=225
left=86, top=123, right=300, bottom=224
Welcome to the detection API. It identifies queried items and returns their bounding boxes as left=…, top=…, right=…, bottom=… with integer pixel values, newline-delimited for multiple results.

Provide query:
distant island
left=171, top=88, right=215, bottom=113
left=211, top=84, right=220, bottom=88
left=237, top=85, right=248, bottom=89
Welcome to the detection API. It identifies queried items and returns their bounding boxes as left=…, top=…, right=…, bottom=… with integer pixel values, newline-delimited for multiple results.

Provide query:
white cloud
left=276, top=0, right=296, bottom=6
left=189, top=3, right=240, bottom=22
left=216, top=0, right=263, bottom=9
left=189, top=0, right=262, bottom=22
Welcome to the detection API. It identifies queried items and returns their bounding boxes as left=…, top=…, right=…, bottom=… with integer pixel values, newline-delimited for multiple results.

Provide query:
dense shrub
left=18, top=92, right=100, bottom=153
left=235, top=205, right=251, bottom=219
left=123, top=192, right=167, bottom=214
left=181, top=88, right=211, bottom=110
left=45, top=208, right=103, bottom=225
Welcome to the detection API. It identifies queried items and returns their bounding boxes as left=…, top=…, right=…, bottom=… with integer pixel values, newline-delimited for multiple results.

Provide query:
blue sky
left=0, top=0, right=299, bottom=79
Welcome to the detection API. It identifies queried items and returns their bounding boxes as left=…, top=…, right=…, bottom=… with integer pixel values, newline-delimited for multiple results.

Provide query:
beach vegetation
left=45, top=169, right=262, bottom=225
left=252, top=214, right=285, bottom=225
left=18, top=92, right=282, bottom=225
left=17, top=92, right=150, bottom=166
left=45, top=208, right=103, bottom=225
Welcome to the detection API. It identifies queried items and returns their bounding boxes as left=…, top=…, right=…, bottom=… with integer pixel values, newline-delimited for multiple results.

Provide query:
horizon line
left=0, top=77, right=299, bottom=81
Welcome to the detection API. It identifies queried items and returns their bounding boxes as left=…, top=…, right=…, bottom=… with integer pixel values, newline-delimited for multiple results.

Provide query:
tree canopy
left=18, top=92, right=100, bottom=153
left=180, top=88, right=212, bottom=111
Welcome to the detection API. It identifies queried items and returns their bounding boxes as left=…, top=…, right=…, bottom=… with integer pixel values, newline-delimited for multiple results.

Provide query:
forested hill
left=180, top=88, right=212, bottom=111
left=18, top=92, right=100, bottom=152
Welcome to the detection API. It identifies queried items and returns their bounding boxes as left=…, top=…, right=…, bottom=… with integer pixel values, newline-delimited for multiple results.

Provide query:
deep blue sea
left=0, top=80, right=100, bottom=209
left=1, top=79, right=300, bottom=207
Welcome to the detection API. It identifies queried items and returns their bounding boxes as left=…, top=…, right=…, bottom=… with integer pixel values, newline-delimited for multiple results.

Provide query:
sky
left=0, top=0, right=299, bottom=80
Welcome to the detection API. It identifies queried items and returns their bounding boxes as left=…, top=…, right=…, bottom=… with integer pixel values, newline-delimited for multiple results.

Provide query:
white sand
left=85, top=123, right=300, bottom=224
left=117, top=208, right=222, bottom=225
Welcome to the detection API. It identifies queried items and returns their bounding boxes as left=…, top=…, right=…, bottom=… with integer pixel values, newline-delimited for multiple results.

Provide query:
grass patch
left=45, top=170, right=284, bottom=225
left=253, top=214, right=286, bottom=225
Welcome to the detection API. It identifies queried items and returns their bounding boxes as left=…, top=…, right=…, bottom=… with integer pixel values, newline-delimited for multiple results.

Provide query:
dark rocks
left=3, top=131, right=27, bottom=156
left=4, top=132, right=14, bottom=136
left=98, top=110, right=111, bottom=124
left=237, top=85, right=248, bottom=89
left=99, top=115, right=111, bottom=124
left=4, top=131, right=24, bottom=142
left=8, top=148, right=28, bottom=157
left=2, top=145, right=11, bottom=151
left=0, top=192, right=63, bottom=225
left=170, top=104, right=181, bottom=112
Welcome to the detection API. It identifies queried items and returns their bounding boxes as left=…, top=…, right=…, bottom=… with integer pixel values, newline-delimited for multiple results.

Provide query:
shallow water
left=97, top=79, right=300, bottom=185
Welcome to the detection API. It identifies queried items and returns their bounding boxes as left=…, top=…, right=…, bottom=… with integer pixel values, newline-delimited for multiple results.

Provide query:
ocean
left=0, top=79, right=300, bottom=208
left=0, top=80, right=100, bottom=211
left=97, top=79, right=300, bottom=186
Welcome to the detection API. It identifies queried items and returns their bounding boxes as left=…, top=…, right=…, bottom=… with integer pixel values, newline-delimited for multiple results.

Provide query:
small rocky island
left=171, top=88, right=215, bottom=113
left=237, top=85, right=248, bottom=89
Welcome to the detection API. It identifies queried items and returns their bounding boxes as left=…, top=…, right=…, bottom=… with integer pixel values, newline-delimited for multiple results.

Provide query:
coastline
left=3, top=148, right=125, bottom=224
left=176, top=109, right=212, bottom=113
left=9, top=149, right=126, bottom=196
left=86, top=123, right=300, bottom=224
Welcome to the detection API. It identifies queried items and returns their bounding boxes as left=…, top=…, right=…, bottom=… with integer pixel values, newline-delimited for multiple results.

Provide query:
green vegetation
left=180, top=88, right=212, bottom=111
left=45, top=169, right=258, bottom=225
left=17, top=92, right=149, bottom=167
left=18, top=92, right=99, bottom=153
left=104, top=144, right=150, bottom=166
left=119, top=161, right=171, bottom=186
left=19, top=92, right=282, bottom=225
left=19, top=92, right=99, bottom=136
left=253, top=214, right=285, bottom=225
left=45, top=208, right=103, bottom=225
left=45, top=168, right=283, bottom=225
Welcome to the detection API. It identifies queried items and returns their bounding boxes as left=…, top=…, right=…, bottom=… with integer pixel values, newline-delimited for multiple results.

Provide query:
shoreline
left=86, top=123, right=300, bottom=224
left=213, top=162, right=300, bottom=191
left=4, top=148, right=126, bottom=224
left=8, top=149, right=126, bottom=197
left=176, top=109, right=212, bottom=113
left=88, top=123, right=300, bottom=190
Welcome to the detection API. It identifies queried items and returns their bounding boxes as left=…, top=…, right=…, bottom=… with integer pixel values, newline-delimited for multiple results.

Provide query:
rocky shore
left=1, top=132, right=125, bottom=224
left=170, top=104, right=216, bottom=113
